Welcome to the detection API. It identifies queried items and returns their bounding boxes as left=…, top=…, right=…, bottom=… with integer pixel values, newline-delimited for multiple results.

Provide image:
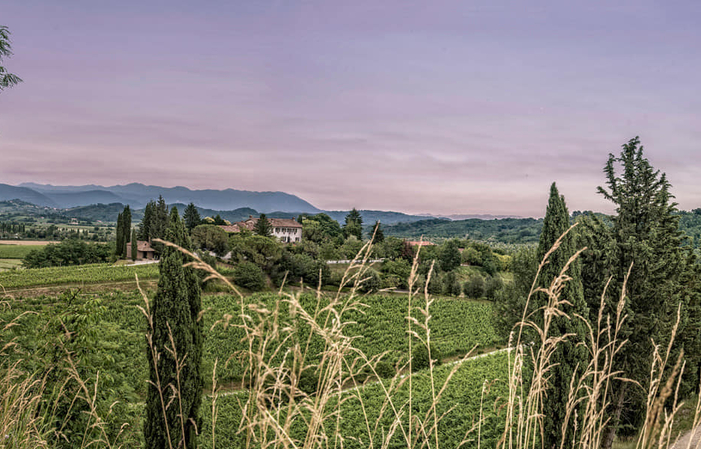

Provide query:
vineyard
left=0, top=262, right=160, bottom=289
left=0, top=289, right=504, bottom=447
left=198, top=351, right=510, bottom=448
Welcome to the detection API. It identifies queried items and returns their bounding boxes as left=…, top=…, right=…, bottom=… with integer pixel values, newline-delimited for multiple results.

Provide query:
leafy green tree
left=0, top=26, right=22, bottom=91
left=233, top=261, right=266, bottom=291
left=536, top=183, right=588, bottom=449
left=183, top=202, right=201, bottom=231
left=343, top=208, right=363, bottom=240
left=191, top=224, right=229, bottom=257
left=442, top=271, right=461, bottom=297
left=144, top=208, right=202, bottom=449
left=590, top=138, right=693, bottom=448
left=254, top=214, right=272, bottom=237
left=483, top=275, right=503, bottom=300
left=493, top=247, right=537, bottom=337
left=300, top=213, right=343, bottom=243
left=370, top=221, right=384, bottom=243
left=464, top=274, right=485, bottom=299
left=439, top=239, right=462, bottom=272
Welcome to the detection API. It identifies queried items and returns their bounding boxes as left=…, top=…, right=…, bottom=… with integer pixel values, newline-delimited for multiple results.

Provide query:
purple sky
left=1, top=1, right=700, bottom=217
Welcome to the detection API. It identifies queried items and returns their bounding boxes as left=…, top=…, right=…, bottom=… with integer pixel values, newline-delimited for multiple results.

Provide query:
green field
left=0, top=244, right=44, bottom=259
left=0, top=287, right=503, bottom=447
left=0, top=259, right=22, bottom=271
left=0, top=262, right=160, bottom=289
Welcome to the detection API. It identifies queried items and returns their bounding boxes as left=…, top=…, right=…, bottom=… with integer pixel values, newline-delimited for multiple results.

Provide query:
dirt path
left=673, top=425, right=701, bottom=449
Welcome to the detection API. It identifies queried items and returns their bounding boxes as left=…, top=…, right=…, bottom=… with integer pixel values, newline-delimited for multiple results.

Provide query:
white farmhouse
left=220, top=216, right=302, bottom=243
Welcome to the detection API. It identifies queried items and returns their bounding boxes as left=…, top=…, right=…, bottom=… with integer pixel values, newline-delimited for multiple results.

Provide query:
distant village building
left=220, top=216, right=302, bottom=243
left=406, top=241, right=436, bottom=247
left=126, top=240, right=156, bottom=260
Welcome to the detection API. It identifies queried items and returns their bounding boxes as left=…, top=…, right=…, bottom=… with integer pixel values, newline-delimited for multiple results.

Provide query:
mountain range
left=5, top=182, right=320, bottom=213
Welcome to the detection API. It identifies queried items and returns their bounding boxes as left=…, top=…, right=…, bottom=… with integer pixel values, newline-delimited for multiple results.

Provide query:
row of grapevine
left=0, top=262, right=160, bottom=289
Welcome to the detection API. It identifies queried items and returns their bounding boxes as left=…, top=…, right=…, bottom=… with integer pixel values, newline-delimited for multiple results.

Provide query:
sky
left=1, top=0, right=700, bottom=217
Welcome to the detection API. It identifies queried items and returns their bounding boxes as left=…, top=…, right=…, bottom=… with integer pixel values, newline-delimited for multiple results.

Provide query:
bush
left=360, top=270, right=381, bottom=293
left=442, top=271, right=461, bottom=297
left=484, top=275, right=504, bottom=300
left=375, top=361, right=395, bottom=379
left=464, top=274, right=485, bottom=299
left=412, top=342, right=442, bottom=372
left=233, top=261, right=266, bottom=291
left=426, top=272, right=443, bottom=295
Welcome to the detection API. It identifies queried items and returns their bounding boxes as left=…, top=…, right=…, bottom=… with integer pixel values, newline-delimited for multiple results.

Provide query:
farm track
left=209, top=346, right=510, bottom=398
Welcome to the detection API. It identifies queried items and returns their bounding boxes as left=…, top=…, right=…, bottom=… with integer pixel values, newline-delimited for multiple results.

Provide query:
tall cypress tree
left=254, top=214, right=272, bottom=237
left=122, top=205, right=132, bottom=257
left=183, top=203, right=201, bottom=232
left=139, top=201, right=155, bottom=241
left=115, top=212, right=124, bottom=257
left=131, top=229, right=138, bottom=261
left=144, top=207, right=203, bottom=449
left=591, top=137, right=691, bottom=448
left=537, top=183, right=588, bottom=449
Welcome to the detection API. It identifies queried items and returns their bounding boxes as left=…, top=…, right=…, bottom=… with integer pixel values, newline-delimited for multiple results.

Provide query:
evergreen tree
left=115, top=212, right=124, bottom=258
left=584, top=138, right=693, bottom=448
left=370, top=221, right=384, bottom=243
left=183, top=203, right=201, bottom=232
left=131, top=229, right=137, bottom=261
left=254, top=214, right=272, bottom=237
left=439, top=239, right=462, bottom=272
left=0, top=26, right=22, bottom=92
left=536, top=183, right=588, bottom=449
left=343, top=208, right=363, bottom=240
left=139, top=201, right=155, bottom=241
left=122, top=205, right=131, bottom=257
left=144, top=207, right=202, bottom=449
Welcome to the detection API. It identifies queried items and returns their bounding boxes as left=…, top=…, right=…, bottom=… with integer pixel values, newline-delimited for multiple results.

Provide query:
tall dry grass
left=1, top=229, right=699, bottom=449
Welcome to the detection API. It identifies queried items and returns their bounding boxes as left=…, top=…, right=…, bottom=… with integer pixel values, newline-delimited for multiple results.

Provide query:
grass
left=0, top=259, right=22, bottom=271
left=0, top=244, right=43, bottom=259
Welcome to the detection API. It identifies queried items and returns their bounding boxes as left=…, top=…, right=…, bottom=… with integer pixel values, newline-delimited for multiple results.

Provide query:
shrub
left=233, top=261, right=266, bottom=291
left=374, top=361, right=395, bottom=379
left=464, top=274, right=485, bottom=299
left=484, top=275, right=504, bottom=300
left=411, top=342, right=442, bottom=372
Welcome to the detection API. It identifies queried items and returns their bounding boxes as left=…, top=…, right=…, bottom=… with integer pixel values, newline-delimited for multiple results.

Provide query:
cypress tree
left=144, top=207, right=202, bottom=449
left=183, top=203, right=201, bottom=232
left=370, top=221, right=384, bottom=243
left=115, top=212, right=124, bottom=257
left=122, top=205, right=132, bottom=257
left=139, top=201, right=155, bottom=241
left=591, top=138, right=692, bottom=448
left=537, top=183, right=588, bottom=449
left=343, top=208, right=363, bottom=240
left=131, top=229, right=137, bottom=261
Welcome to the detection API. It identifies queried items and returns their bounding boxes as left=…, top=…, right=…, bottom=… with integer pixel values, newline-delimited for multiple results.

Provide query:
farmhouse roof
left=219, top=217, right=301, bottom=234
left=137, top=241, right=155, bottom=252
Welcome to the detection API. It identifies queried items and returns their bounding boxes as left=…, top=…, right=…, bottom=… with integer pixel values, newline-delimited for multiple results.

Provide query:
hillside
left=384, top=217, right=544, bottom=243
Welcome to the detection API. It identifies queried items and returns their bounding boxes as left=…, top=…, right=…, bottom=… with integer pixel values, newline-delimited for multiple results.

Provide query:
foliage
left=145, top=208, right=202, bottom=449
left=586, top=137, right=697, bottom=445
left=253, top=213, right=272, bottom=237
left=483, top=274, right=503, bottom=300
left=183, top=202, right=202, bottom=231
left=228, top=234, right=283, bottom=271
left=300, top=213, right=343, bottom=243
left=233, top=261, right=266, bottom=291
left=369, top=220, right=384, bottom=243
left=411, top=341, right=442, bottom=372
left=384, top=217, right=543, bottom=243
left=343, top=208, right=363, bottom=240
left=439, top=239, right=462, bottom=271
left=22, top=239, right=114, bottom=268
left=191, top=224, right=229, bottom=257
left=464, top=273, right=485, bottom=299
left=0, top=25, right=22, bottom=91
left=442, top=270, right=461, bottom=297
left=536, top=183, right=589, bottom=448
